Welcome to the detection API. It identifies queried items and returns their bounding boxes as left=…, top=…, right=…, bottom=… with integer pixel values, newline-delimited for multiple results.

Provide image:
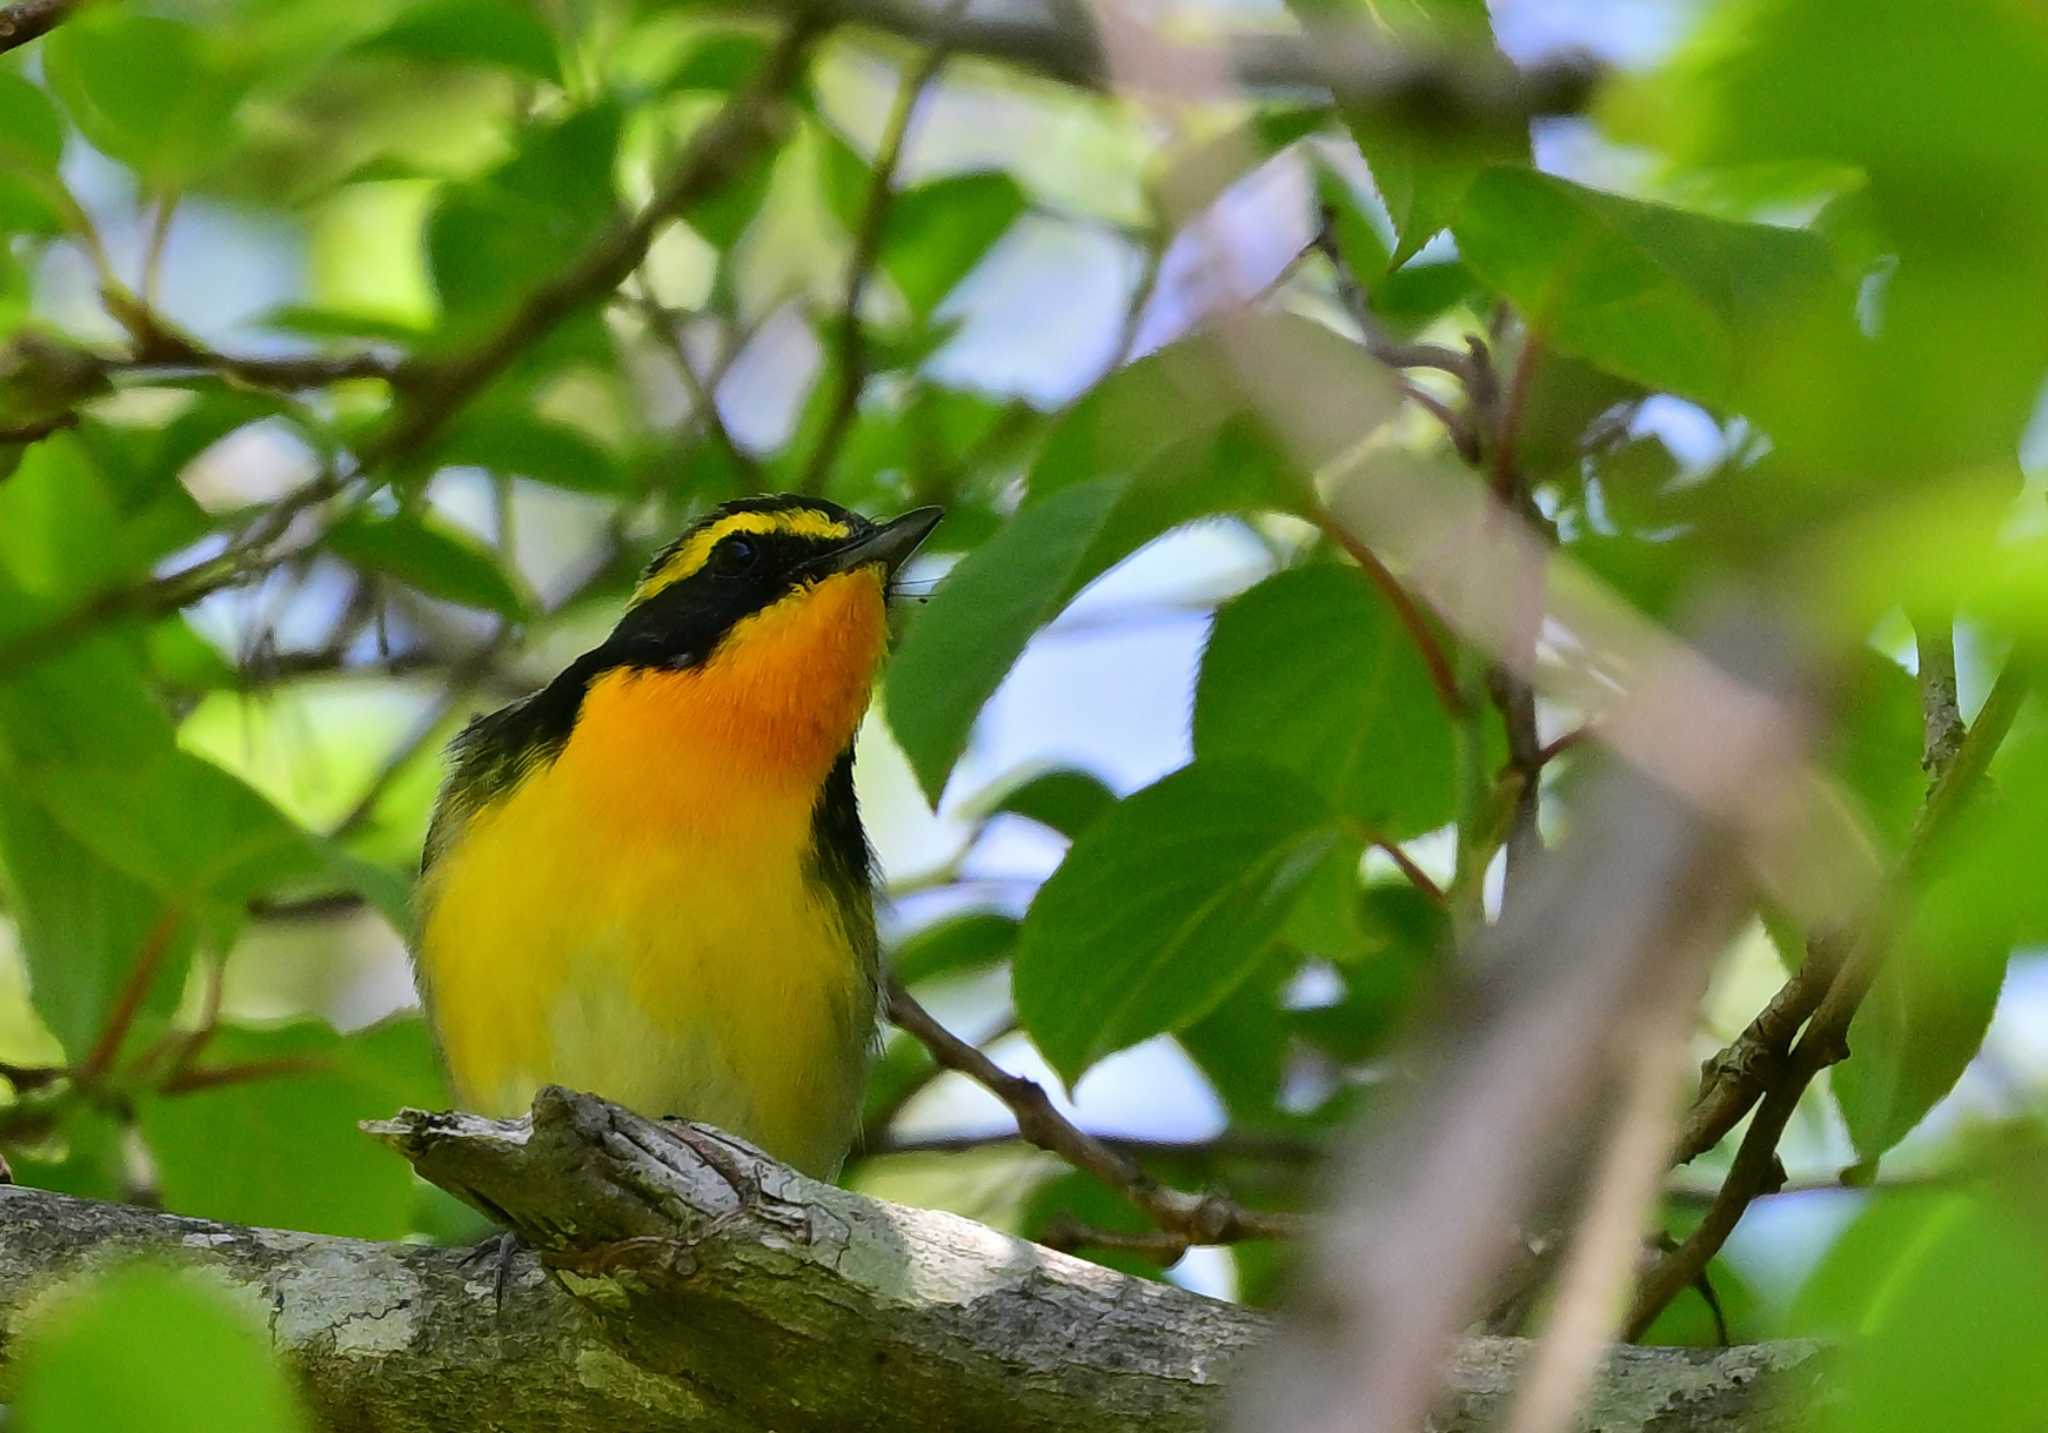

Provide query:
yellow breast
left=416, top=571, right=887, bottom=1176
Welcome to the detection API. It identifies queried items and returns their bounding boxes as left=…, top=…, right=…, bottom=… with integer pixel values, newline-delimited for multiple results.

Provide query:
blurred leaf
left=1013, top=760, right=1338, bottom=1085
left=0, top=74, right=63, bottom=171
left=426, top=102, right=622, bottom=338
left=1314, top=160, right=1393, bottom=295
left=436, top=407, right=633, bottom=493
left=0, top=792, right=190, bottom=1063
left=1290, top=883, right=1445, bottom=1061
left=0, top=342, right=110, bottom=457
left=360, top=0, right=560, bottom=80
left=1587, top=431, right=1683, bottom=533
left=327, top=508, right=531, bottom=617
left=891, top=353, right=1332, bottom=806
left=1823, top=648, right=1924, bottom=848
left=661, top=30, right=771, bottom=93
left=1371, top=259, right=1482, bottom=331
left=1031, top=315, right=1386, bottom=500
left=1791, top=1185, right=2048, bottom=1433
left=0, top=1105, right=127, bottom=1201
left=859, top=1027, right=935, bottom=1132
left=985, top=767, right=1118, bottom=840
left=1281, top=835, right=1370, bottom=961
left=1831, top=860, right=2011, bottom=1167
left=1290, top=0, right=1527, bottom=268
left=884, top=171, right=1025, bottom=318
left=1453, top=166, right=1837, bottom=406
left=138, top=1016, right=444, bottom=1239
left=1512, top=352, right=1642, bottom=479
left=885, top=478, right=1130, bottom=805
left=253, top=306, right=433, bottom=346
left=1196, top=564, right=1456, bottom=838
left=0, top=73, right=67, bottom=234
left=9, top=1264, right=309, bottom=1433
left=1169, top=106, right=1328, bottom=218
left=21, top=748, right=329, bottom=907
left=888, top=910, right=1018, bottom=986
left=44, top=14, right=251, bottom=186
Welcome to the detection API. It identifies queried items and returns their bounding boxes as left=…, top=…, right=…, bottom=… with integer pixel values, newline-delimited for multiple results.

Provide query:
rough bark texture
left=0, top=1088, right=1827, bottom=1431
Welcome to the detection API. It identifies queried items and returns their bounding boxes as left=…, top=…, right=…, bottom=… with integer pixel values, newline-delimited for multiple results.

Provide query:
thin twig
left=141, top=193, right=179, bottom=311
left=1668, top=636, right=2016, bottom=1169
left=366, top=22, right=817, bottom=472
left=1305, top=502, right=1466, bottom=717
left=884, top=981, right=1304, bottom=1247
left=1912, top=615, right=1966, bottom=773
left=631, top=288, right=764, bottom=485
left=78, top=909, right=183, bottom=1082
left=1628, top=662, right=2032, bottom=1336
left=1359, top=826, right=1447, bottom=905
left=159, top=1057, right=330, bottom=1095
left=799, top=11, right=961, bottom=494
left=0, top=33, right=813, bottom=681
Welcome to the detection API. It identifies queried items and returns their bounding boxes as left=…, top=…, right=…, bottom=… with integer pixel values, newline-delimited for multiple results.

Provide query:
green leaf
left=0, top=792, right=191, bottom=1063
left=883, top=171, right=1025, bottom=318
left=661, top=31, right=772, bottom=93
left=20, top=748, right=329, bottom=907
left=0, top=74, right=64, bottom=172
left=0, top=74, right=67, bottom=234
left=9, top=1264, right=310, bottom=1433
left=890, top=321, right=1370, bottom=807
left=43, top=14, right=250, bottom=186
left=1791, top=1188, right=2048, bottom=1433
left=426, top=103, right=622, bottom=339
left=1830, top=859, right=2011, bottom=1166
left=1195, top=564, right=1456, bottom=838
left=888, top=910, right=1019, bottom=986
left=984, top=767, right=1118, bottom=840
left=1013, top=760, right=1338, bottom=1085
left=1290, top=882, right=1445, bottom=1062
left=138, top=1016, right=445, bottom=1239
left=436, top=408, right=633, bottom=493
left=1177, top=956, right=1292, bottom=1120
left=1452, top=166, right=1837, bottom=406
left=327, top=509, right=530, bottom=618
left=360, top=0, right=560, bottom=80
left=884, top=478, right=1131, bottom=806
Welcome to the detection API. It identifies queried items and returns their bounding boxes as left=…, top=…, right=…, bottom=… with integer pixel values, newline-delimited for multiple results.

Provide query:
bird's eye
left=708, top=536, right=759, bottom=578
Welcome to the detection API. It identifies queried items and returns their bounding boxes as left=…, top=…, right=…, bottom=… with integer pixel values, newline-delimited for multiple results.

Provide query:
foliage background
left=4, top=0, right=2048, bottom=1427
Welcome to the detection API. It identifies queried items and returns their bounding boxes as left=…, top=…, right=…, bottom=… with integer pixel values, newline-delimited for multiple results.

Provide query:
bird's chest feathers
left=419, top=573, right=887, bottom=1161
left=577, top=567, right=889, bottom=803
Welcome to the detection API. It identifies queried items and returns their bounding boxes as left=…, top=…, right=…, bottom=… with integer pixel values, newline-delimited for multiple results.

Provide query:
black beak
left=812, top=506, right=943, bottom=578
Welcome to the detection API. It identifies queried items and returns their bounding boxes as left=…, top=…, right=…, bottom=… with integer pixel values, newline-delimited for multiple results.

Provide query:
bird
left=412, top=495, right=941, bottom=1178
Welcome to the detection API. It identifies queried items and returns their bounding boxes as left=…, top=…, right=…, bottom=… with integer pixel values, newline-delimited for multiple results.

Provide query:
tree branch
left=760, top=0, right=1600, bottom=125
left=0, top=1090, right=1825, bottom=1431
left=0, top=0, right=73, bottom=54
left=884, top=982, right=1304, bottom=1248
left=366, top=23, right=816, bottom=471
left=799, top=7, right=961, bottom=495
left=1628, top=661, right=2032, bottom=1336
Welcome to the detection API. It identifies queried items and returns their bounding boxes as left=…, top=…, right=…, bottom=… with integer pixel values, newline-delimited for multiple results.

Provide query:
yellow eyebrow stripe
left=633, top=509, right=853, bottom=604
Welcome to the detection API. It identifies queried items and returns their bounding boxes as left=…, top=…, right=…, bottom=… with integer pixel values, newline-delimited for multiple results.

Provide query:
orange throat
left=562, top=568, right=890, bottom=810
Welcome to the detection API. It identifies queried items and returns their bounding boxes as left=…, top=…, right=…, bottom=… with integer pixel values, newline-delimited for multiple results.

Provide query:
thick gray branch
left=0, top=1089, right=1823, bottom=1431
left=765, top=0, right=1599, bottom=124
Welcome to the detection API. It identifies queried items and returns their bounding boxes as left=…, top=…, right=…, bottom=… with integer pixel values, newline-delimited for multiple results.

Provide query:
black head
left=593, top=495, right=941, bottom=673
